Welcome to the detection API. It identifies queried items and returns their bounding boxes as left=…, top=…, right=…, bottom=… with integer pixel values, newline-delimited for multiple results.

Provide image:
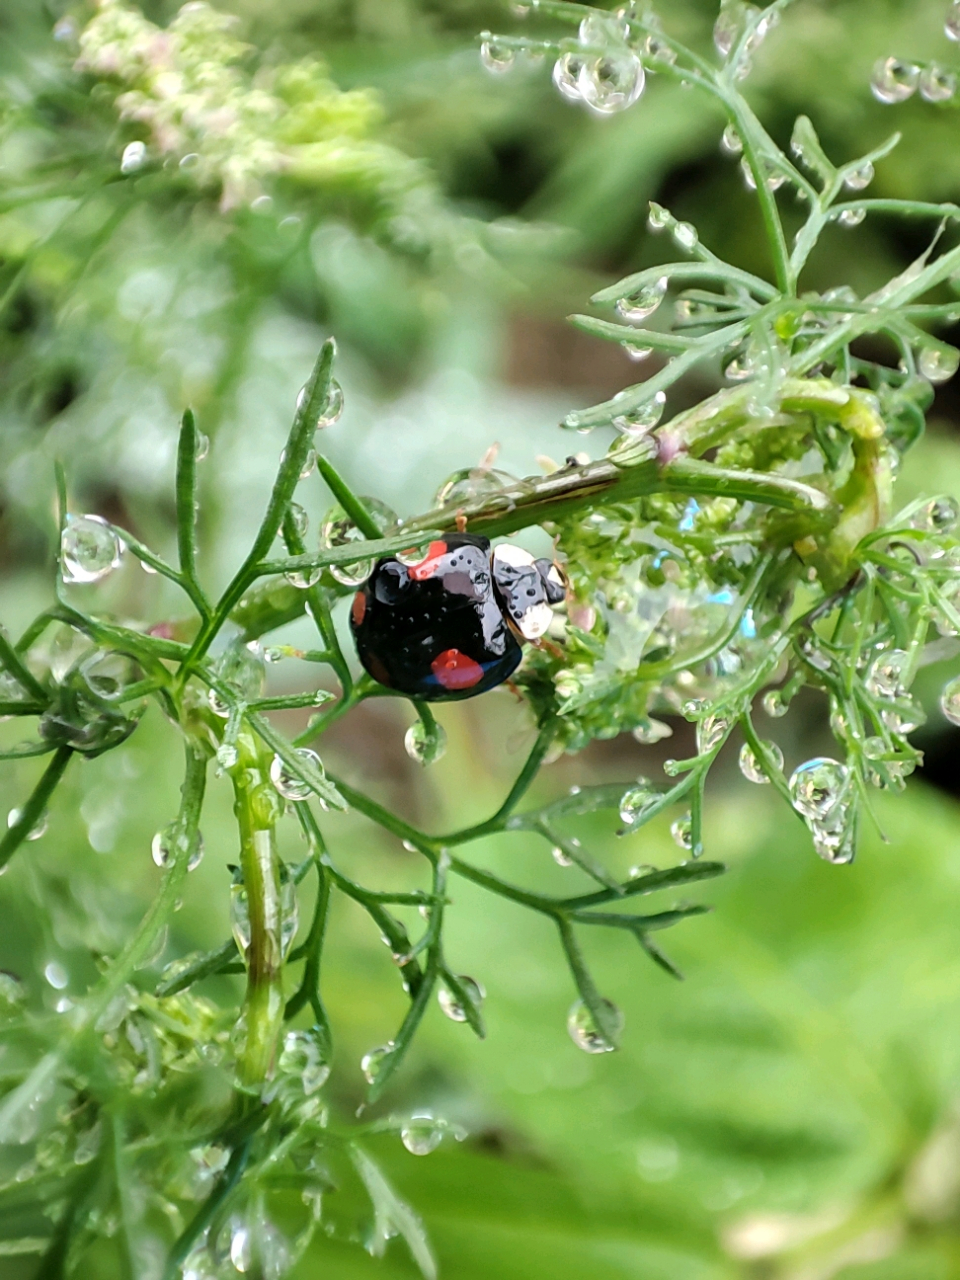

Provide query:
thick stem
left=229, top=725, right=285, bottom=1088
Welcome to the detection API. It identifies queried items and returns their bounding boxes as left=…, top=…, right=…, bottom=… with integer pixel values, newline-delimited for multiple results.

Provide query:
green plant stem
left=315, top=454, right=381, bottom=540
left=228, top=725, right=285, bottom=1088
left=0, top=746, right=72, bottom=872
left=440, top=723, right=556, bottom=844
left=0, top=628, right=46, bottom=702
left=285, top=843, right=332, bottom=1031
left=175, top=408, right=212, bottom=621
left=163, top=1137, right=253, bottom=1280
left=281, top=508, right=353, bottom=698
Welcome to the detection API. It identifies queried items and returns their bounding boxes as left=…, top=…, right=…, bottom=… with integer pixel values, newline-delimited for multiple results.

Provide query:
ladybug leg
left=455, top=511, right=468, bottom=534
left=504, top=677, right=524, bottom=702
left=534, top=635, right=565, bottom=661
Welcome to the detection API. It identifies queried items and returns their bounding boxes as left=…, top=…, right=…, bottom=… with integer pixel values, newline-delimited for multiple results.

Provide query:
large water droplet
left=44, top=961, right=68, bottom=989
left=61, top=515, right=122, bottom=584
left=567, top=998, right=623, bottom=1053
left=789, top=757, right=848, bottom=820
left=611, top=391, right=666, bottom=436
left=578, top=52, right=645, bottom=115
left=912, top=495, right=960, bottom=533
left=941, top=675, right=960, bottom=725
left=865, top=649, right=910, bottom=699
left=288, top=502, right=308, bottom=539
left=315, top=381, right=344, bottom=428
left=152, top=826, right=174, bottom=868
left=713, top=5, right=742, bottom=57
left=632, top=718, right=672, bottom=745
left=401, top=1113, right=444, bottom=1156
left=270, top=748, right=324, bottom=802
left=552, top=51, right=586, bottom=101
left=721, top=124, right=743, bottom=155
left=438, top=975, right=485, bottom=1022
left=433, top=466, right=515, bottom=509
left=480, top=33, right=516, bottom=74
left=279, top=1028, right=330, bottom=1094
left=7, top=807, right=48, bottom=841
left=762, top=688, right=790, bottom=718
left=361, top=1042, right=394, bottom=1084
left=838, top=206, right=866, bottom=228
left=320, top=497, right=396, bottom=588
left=871, top=57, right=920, bottom=103
left=844, top=160, right=874, bottom=191
left=920, top=63, right=956, bottom=102
left=738, top=739, right=783, bottom=783
left=670, top=813, right=693, bottom=850
left=948, top=1, right=960, bottom=41
left=120, top=140, right=147, bottom=174
left=552, top=845, right=573, bottom=867
left=673, top=221, right=698, bottom=251
left=616, top=276, right=667, bottom=323
left=918, top=343, right=960, bottom=384
left=696, top=712, right=729, bottom=754
left=810, top=804, right=855, bottom=864
left=230, top=884, right=251, bottom=955
left=619, top=779, right=658, bottom=826
left=404, top=720, right=447, bottom=766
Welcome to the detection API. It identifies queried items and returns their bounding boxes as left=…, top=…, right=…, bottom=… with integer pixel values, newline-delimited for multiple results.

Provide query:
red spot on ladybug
left=431, top=648, right=484, bottom=691
left=351, top=592, right=367, bottom=626
left=407, top=541, right=449, bottom=581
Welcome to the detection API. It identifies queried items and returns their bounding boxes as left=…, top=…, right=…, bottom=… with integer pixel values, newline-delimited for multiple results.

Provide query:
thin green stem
left=175, top=409, right=212, bottom=621
left=315, top=454, right=381, bottom=540
left=0, top=746, right=72, bottom=872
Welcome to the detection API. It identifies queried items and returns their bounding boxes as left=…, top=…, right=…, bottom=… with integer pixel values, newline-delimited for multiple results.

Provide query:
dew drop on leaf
left=920, top=64, right=956, bottom=102
left=739, top=739, right=783, bottom=783
left=865, top=649, right=910, bottom=699
left=871, top=57, right=920, bottom=104
left=567, top=997, right=623, bottom=1053
left=720, top=124, right=743, bottom=156
left=838, top=206, right=865, bottom=228
left=404, top=720, right=447, bottom=765
left=480, top=33, right=516, bottom=74
left=670, top=813, right=693, bottom=850
left=438, top=975, right=484, bottom=1022
left=788, top=757, right=848, bottom=820
left=578, top=52, right=645, bottom=115
left=401, top=1113, right=444, bottom=1155
left=120, top=140, right=146, bottom=173
left=270, top=748, right=323, bottom=801
left=61, top=514, right=123, bottom=584
left=696, top=713, right=729, bottom=754
left=7, top=807, right=47, bottom=841
left=552, top=845, right=573, bottom=866
left=315, top=380, right=344, bottom=428
left=843, top=160, right=874, bottom=191
left=320, top=498, right=396, bottom=587
left=279, top=1028, right=330, bottom=1094
left=616, top=276, right=667, bottom=323
left=940, top=675, right=960, bottom=726
left=918, top=343, right=960, bottom=384
left=360, top=1042, right=394, bottom=1084
left=618, top=780, right=658, bottom=826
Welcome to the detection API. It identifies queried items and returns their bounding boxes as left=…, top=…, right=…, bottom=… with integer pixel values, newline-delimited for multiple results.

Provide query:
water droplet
left=270, top=748, right=324, bottom=801
left=871, top=57, right=920, bottom=104
left=616, top=276, right=668, bottom=323
left=230, top=885, right=251, bottom=954
left=61, top=514, right=123, bottom=584
left=866, top=649, right=910, bottom=699
left=721, top=124, right=743, bottom=155
left=810, top=803, right=855, bottom=864
left=0, top=971, right=24, bottom=1009
left=918, top=343, right=960, bottom=384
left=838, top=206, right=866, bottom=228
left=740, top=157, right=757, bottom=190
left=438, top=975, right=485, bottom=1022
left=315, top=381, right=344, bottom=429
left=697, top=713, right=729, bottom=754
left=361, top=1042, right=394, bottom=1084
left=941, top=675, right=960, bottom=725
left=288, top=502, right=308, bottom=539
left=552, top=845, right=573, bottom=867
left=611, top=390, right=666, bottom=436
left=279, top=1028, right=330, bottom=1094
left=578, top=52, right=645, bottom=115
left=713, top=6, right=742, bottom=57
left=644, top=34, right=676, bottom=64
left=120, top=140, right=147, bottom=174
left=844, top=160, right=874, bottom=191
left=403, top=720, right=447, bottom=766
left=300, top=448, right=317, bottom=479
left=947, top=1, right=960, bottom=41
left=194, top=432, right=209, bottom=462
left=738, top=739, right=783, bottom=783
left=44, top=961, right=68, bottom=990
left=151, top=826, right=174, bottom=868
left=913, top=495, right=960, bottom=532
left=480, top=33, right=516, bottom=74
left=207, top=689, right=230, bottom=718
left=433, top=466, right=515, bottom=509
left=624, top=343, right=653, bottom=362
left=800, top=636, right=832, bottom=672
left=187, top=832, right=204, bottom=872
left=673, top=221, right=698, bottom=251
left=7, top=807, right=48, bottom=841
left=552, top=51, right=586, bottom=101
left=217, top=641, right=265, bottom=702
left=670, top=813, right=693, bottom=850
left=762, top=689, right=790, bottom=719
left=567, top=997, right=623, bottom=1053
left=320, top=497, right=397, bottom=588
left=74, top=1119, right=102, bottom=1166
left=401, top=1113, right=444, bottom=1156
left=619, top=779, right=658, bottom=825
left=788, top=757, right=848, bottom=820
left=647, top=203, right=671, bottom=232
left=921, top=63, right=956, bottom=102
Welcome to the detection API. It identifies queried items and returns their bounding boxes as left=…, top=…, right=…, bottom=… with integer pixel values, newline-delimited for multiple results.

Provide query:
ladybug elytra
left=349, top=534, right=566, bottom=701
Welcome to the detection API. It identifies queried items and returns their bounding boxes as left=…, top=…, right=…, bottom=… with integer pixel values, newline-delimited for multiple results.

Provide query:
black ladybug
left=349, top=534, right=566, bottom=701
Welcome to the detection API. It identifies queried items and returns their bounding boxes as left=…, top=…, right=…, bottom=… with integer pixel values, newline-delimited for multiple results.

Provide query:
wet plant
left=3, top=0, right=960, bottom=1275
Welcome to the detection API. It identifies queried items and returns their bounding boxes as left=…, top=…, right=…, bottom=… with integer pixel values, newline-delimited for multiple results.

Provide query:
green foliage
left=2, top=1, right=960, bottom=1277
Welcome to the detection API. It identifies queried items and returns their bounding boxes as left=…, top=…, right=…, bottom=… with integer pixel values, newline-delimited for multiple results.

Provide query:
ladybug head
left=491, top=544, right=567, bottom=641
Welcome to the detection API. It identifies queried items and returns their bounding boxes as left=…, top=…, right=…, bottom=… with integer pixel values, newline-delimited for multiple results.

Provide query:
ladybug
left=349, top=534, right=566, bottom=701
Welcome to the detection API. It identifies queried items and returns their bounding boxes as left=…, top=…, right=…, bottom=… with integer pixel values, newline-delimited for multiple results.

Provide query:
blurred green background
left=5, top=0, right=960, bottom=1276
